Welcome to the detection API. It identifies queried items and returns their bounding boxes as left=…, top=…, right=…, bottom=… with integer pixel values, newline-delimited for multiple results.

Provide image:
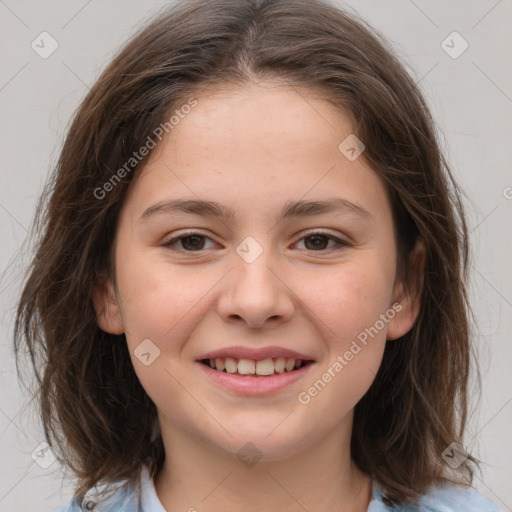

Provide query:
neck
left=154, top=414, right=372, bottom=512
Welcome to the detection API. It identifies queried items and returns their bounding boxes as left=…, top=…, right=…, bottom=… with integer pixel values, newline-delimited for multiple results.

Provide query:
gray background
left=0, top=0, right=511, bottom=510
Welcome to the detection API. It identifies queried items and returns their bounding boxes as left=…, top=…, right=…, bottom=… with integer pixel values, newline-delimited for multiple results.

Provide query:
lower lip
left=196, top=361, right=314, bottom=395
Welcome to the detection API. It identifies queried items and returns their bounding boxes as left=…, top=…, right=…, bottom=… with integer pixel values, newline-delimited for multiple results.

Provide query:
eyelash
left=161, top=229, right=349, bottom=253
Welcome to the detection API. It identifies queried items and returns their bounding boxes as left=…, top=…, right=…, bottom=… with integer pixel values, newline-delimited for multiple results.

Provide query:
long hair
left=14, top=0, right=478, bottom=504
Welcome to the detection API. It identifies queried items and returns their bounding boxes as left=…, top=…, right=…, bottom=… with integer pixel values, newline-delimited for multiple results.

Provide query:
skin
left=93, top=80, right=424, bottom=512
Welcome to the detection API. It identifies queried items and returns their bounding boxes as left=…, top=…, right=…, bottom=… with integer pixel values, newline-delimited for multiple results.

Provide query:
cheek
left=115, top=254, right=211, bottom=420
left=291, top=259, right=394, bottom=347
left=115, top=249, right=211, bottom=350
left=293, top=264, right=391, bottom=414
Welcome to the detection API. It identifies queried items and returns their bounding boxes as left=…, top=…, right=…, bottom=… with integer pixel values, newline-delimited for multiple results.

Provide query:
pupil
left=182, top=235, right=204, bottom=250
left=180, top=235, right=328, bottom=251
left=305, top=235, right=328, bottom=250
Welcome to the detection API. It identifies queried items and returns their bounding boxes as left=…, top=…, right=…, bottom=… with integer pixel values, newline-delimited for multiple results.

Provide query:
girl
left=14, top=0, right=501, bottom=510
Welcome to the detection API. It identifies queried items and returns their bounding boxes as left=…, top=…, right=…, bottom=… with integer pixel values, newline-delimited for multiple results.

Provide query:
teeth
left=274, top=357, right=286, bottom=373
left=238, top=359, right=256, bottom=375
left=256, top=358, right=274, bottom=375
left=225, top=357, right=238, bottom=374
left=206, top=356, right=307, bottom=375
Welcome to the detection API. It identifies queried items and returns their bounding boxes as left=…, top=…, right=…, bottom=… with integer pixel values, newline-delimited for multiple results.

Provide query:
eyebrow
left=139, top=197, right=372, bottom=223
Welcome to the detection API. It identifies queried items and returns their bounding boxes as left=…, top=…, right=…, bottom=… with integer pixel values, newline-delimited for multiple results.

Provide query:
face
left=94, top=81, right=420, bottom=461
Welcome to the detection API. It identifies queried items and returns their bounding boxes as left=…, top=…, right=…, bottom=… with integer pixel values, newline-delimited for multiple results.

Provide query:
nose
left=216, top=247, right=295, bottom=329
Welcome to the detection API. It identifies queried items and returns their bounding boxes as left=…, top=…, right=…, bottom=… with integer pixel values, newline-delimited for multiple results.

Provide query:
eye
left=162, top=232, right=217, bottom=252
left=292, top=230, right=348, bottom=252
left=162, top=230, right=348, bottom=253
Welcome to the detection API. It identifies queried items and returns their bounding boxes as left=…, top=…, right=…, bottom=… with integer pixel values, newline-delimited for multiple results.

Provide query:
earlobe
left=386, top=237, right=426, bottom=341
left=92, top=276, right=125, bottom=335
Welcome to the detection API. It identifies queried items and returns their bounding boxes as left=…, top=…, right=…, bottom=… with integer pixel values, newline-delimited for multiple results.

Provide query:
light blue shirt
left=51, top=464, right=502, bottom=512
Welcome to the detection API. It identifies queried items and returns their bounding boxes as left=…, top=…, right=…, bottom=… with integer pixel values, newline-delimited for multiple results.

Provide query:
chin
left=203, top=426, right=312, bottom=464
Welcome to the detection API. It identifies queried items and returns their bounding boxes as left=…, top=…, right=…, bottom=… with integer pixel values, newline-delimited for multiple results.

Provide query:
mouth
left=198, top=357, right=314, bottom=377
left=196, top=356, right=315, bottom=395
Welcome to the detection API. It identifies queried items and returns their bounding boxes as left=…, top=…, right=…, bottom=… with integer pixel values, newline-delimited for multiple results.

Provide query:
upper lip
left=197, top=346, right=315, bottom=361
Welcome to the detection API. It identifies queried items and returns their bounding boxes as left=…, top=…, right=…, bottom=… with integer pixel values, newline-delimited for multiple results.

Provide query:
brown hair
left=14, top=0, right=480, bottom=505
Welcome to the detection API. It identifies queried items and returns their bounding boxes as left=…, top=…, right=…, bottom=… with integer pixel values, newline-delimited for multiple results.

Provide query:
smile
left=196, top=358, right=315, bottom=396
left=200, top=357, right=312, bottom=376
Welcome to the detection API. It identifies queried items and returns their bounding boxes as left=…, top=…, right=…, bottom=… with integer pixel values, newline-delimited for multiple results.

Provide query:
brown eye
left=303, top=234, right=330, bottom=250
left=163, top=233, right=215, bottom=251
left=294, top=232, right=348, bottom=252
left=178, top=235, right=206, bottom=251
left=162, top=230, right=348, bottom=253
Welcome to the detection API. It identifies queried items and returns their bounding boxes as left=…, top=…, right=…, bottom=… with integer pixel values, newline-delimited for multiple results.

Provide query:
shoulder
left=49, top=471, right=141, bottom=512
left=369, top=480, right=502, bottom=512
left=415, top=482, right=501, bottom=512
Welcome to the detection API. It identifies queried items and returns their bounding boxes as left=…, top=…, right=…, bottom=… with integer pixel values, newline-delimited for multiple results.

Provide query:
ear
left=386, top=237, right=426, bottom=341
left=92, top=275, right=125, bottom=335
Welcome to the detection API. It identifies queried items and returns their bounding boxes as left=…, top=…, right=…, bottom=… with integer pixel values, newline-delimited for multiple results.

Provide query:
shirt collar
left=140, top=464, right=167, bottom=512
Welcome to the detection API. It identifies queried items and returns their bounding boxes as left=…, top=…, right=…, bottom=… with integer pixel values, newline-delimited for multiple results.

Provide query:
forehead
left=166, top=81, right=355, bottom=163
left=124, top=81, right=391, bottom=225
